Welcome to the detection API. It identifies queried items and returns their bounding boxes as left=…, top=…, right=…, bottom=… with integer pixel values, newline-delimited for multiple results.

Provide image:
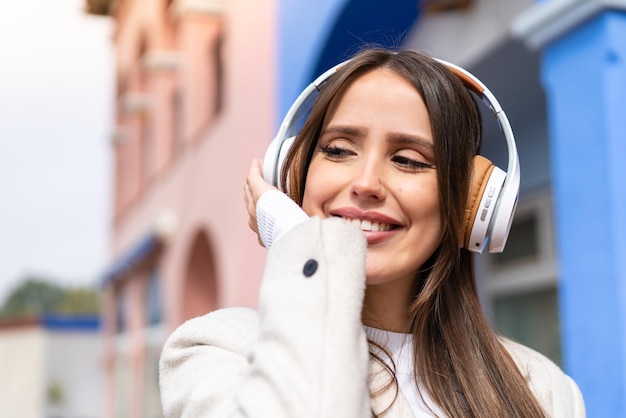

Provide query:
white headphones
left=263, top=56, right=520, bottom=254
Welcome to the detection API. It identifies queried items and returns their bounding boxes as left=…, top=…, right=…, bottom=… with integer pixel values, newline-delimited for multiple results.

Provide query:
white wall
left=0, top=324, right=102, bottom=418
left=45, top=330, right=103, bottom=417
left=0, top=327, right=46, bottom=418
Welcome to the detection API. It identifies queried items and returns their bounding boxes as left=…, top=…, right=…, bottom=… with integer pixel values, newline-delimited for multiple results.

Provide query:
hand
left=244, top=158, right=277, bottom=246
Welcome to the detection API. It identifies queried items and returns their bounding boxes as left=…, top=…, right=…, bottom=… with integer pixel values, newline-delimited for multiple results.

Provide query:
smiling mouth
left=341, top=217, right=398, bottom=232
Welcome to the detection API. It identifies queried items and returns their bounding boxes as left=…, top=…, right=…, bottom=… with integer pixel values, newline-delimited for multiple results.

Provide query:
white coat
left=159, top=217, right=585, bottom=417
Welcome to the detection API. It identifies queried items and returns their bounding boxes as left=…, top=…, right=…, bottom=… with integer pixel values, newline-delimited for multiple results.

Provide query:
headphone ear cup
left=262, top=136, right=281, bottom=187
left=463, top=155, right=508, bottom=253
left=463, top=155, right=494, bottom=248
left=262, top=136, right=296, bottom=191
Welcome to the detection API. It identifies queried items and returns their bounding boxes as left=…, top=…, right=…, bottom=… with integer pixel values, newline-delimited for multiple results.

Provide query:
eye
left=391, top=155, right=436, bottom=172
left=320, top=145, right=355, bottom=160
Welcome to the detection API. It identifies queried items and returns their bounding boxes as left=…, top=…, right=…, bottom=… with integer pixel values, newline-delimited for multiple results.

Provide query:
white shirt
left=365, top=327, right=446, bottom=417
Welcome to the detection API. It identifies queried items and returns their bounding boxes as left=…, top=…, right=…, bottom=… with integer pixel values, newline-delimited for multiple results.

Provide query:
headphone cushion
left=462, top=155, right=495, bottom=248
left=263, top=136, right=296, bottom=190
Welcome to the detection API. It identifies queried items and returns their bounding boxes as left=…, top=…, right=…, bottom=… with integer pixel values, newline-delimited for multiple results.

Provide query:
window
left=115, top=286, right=128, bottom=335
left=491, top=214, right=539, bottom=266
left=113, top=131, right=127, bottom=217
left=144, top=344, right=164, bottom=418
left=145, top=267, right=163, bottom=326
left=137, top=37, right=153, bottom=188
left=492, top=287, right=562, bottom=366
left=144, top=265, right=164, bottom=417
left=171, top=88, right=184, bottom=151
left=139, top=111, right=154, bottom=185
left=209, top=29, right=224, bottom=116
left=478, top=189, right=562, bottom=365
left=480, top=189, right=557, bottom=294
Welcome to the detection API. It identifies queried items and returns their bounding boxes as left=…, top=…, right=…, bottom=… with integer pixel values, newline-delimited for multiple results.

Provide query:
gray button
left=303, top=259, right=318, bottom=277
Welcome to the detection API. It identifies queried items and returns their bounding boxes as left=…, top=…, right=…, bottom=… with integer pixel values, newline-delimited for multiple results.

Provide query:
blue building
left=277, top=0, right=626, bottom=416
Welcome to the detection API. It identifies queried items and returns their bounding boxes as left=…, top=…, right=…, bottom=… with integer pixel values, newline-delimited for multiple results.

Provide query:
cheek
left=301, top=189, right=316, bottom=216
left=406, top=182, right=442, bottom=230
left=302, top=152, right=351, bottom=217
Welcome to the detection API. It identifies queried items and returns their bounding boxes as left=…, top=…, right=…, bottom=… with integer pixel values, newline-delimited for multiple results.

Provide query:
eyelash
left=320, top=145, right=353, bottom=159
left=391, top=156, right=436, bottom=171
left=319, top=145, right=435, bottom=171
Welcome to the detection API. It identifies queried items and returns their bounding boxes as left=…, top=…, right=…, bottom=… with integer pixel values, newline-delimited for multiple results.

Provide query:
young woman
left=160, top=48, right=585, bottom=417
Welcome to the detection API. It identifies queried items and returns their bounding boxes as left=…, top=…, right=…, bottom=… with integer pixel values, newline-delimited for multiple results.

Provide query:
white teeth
left=345, top=218, right=391, bottom=232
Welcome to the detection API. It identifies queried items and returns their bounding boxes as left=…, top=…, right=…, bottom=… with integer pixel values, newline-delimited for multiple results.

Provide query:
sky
left=0, top=0, right=114, bottom=303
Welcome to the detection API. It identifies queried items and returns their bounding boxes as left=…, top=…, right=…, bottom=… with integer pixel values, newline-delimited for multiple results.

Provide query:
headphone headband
left=264, top=54, right=520, bottom=253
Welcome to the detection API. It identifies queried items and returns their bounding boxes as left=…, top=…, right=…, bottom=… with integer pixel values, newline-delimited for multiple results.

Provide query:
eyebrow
left=387, top=134, right=434, bottom=151
left=322, top=125, right=434, bottom=150
left=321, top=125, right=364, bottom=138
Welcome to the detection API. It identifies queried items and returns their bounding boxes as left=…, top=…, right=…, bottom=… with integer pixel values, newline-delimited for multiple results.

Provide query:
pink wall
left=98, top=0, right=277, bottom=416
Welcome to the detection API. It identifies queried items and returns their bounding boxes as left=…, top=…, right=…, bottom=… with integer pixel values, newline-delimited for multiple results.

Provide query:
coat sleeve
left=159, top=217, right=372, bottom=418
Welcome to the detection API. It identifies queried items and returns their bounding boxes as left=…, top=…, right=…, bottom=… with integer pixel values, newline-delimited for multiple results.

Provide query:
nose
left=350, top=160, right=387, bottom=202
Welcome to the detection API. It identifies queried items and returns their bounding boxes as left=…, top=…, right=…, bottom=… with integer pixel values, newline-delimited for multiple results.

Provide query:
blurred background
left=1, top=0, right=625, bottom=417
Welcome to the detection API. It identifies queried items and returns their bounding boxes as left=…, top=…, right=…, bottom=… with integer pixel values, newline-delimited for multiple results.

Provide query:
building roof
left=0, top=314, right=100, bottom=332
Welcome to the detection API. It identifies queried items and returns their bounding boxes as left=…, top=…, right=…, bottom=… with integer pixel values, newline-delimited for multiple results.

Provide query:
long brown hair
left=281, top=48, right=546, bottom=417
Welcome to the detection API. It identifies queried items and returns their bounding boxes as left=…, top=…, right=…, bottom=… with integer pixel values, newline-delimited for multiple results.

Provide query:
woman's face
left=302, top=68, right=443, bottom=286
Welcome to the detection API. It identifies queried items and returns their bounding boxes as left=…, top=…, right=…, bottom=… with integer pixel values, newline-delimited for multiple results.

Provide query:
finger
left=243, top=179, right=259, bottom=236
left=243, top=183, right=252, bottom=212
left=244, top=186, right=255, bottom=215
left=248, top=217, right=258, bottom=233
left=247, top=159, right=276, bottom=201
left=250, top=157, right=263, bottom=176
